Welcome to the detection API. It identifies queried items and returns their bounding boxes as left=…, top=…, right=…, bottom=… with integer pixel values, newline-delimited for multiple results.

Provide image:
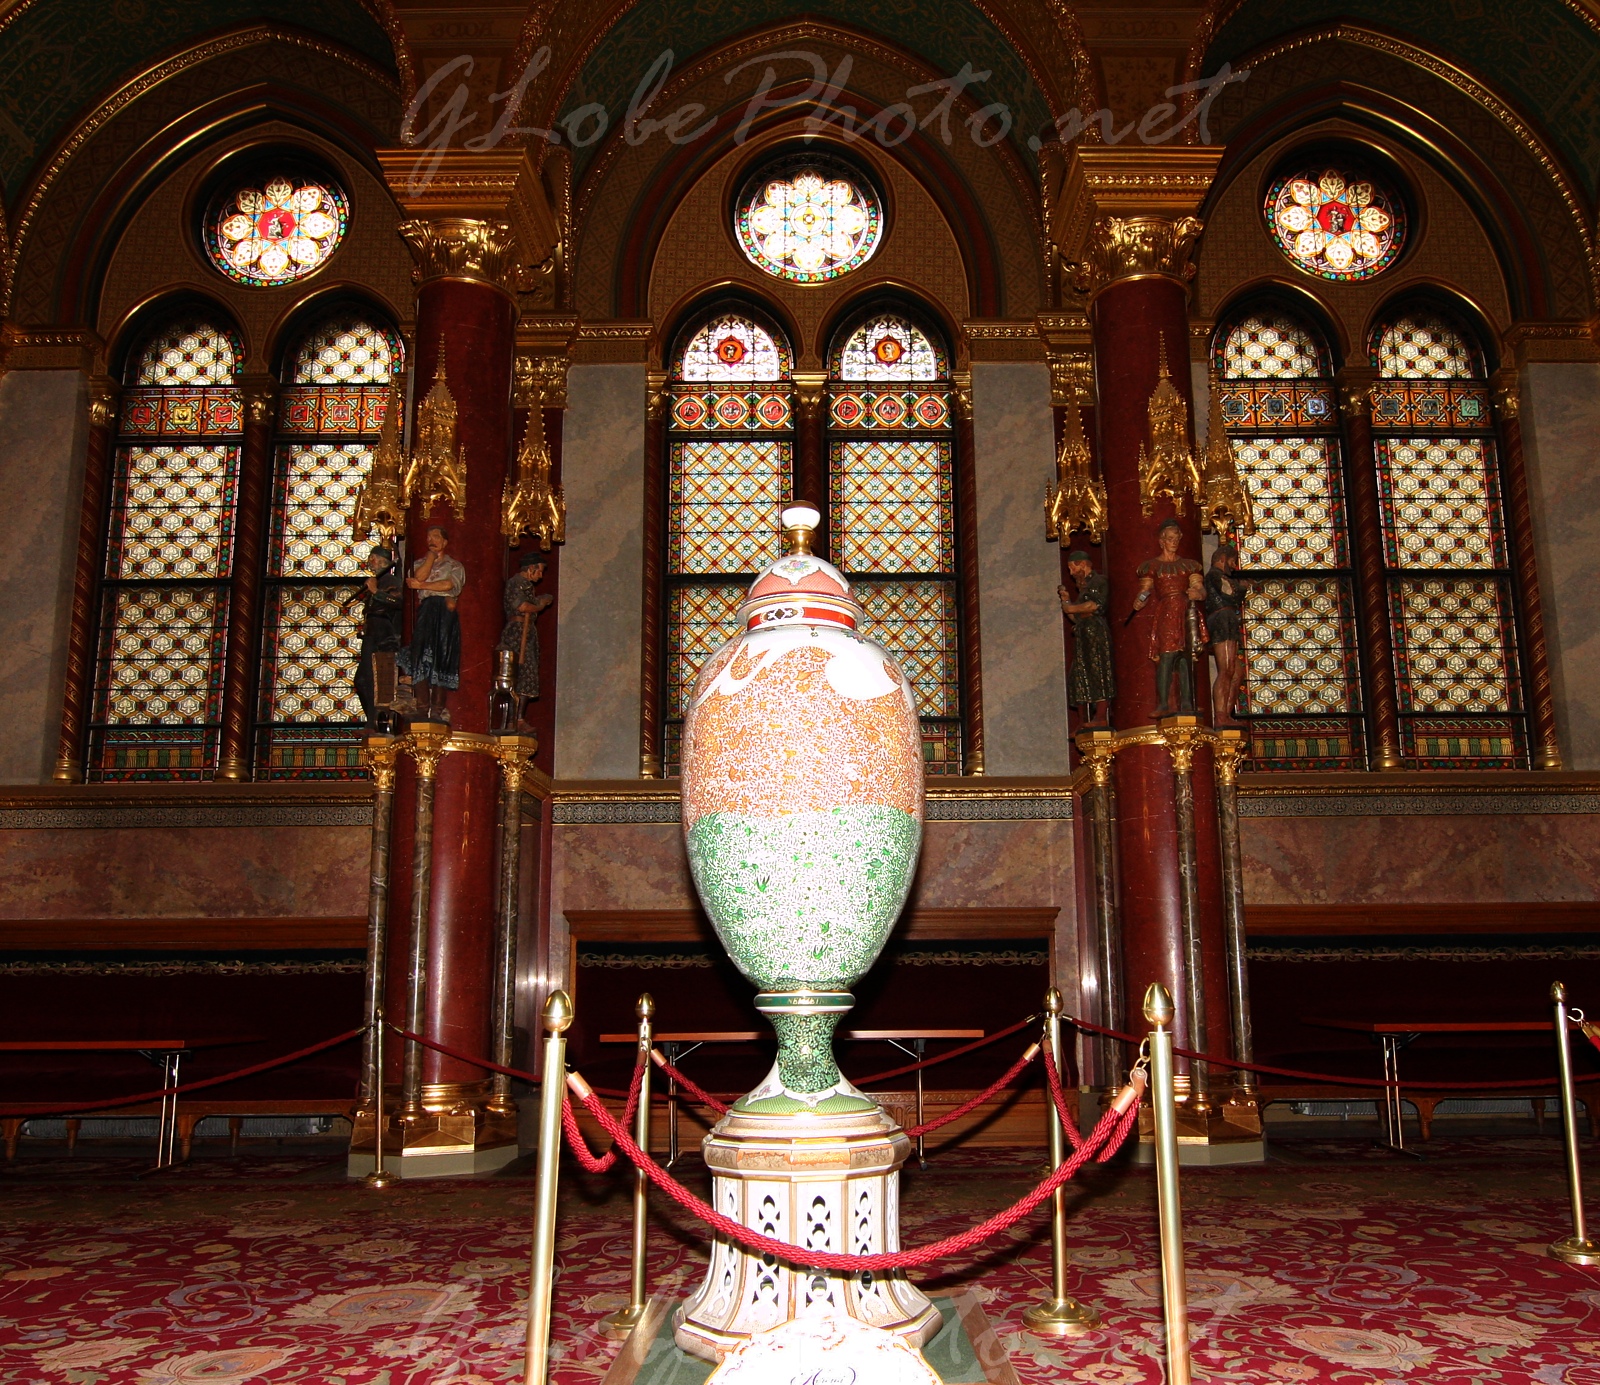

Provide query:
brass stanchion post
left=600, top=993, right=655, bottom=1339
left=525, top=990, right=572, bottom=1385
left=364, top=1009, right=395, bottom=1189
left=1549, top=981, right=1600, bottom=1266
left=1145, top=982, right=1191, bottom=1385
left=1024, top=987, right=1101, bottom=1336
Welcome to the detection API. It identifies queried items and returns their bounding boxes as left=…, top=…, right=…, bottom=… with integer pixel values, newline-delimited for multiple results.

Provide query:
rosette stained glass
left=1371, top=308, right=1523, bottom=766
left=736, top=160, right=882, bottom=283
left=1215, top=310, right=1363, bottom=769
left=90, top=319, right=243, bottom=779
left=828, top=311, right=962, bottom=773
left=207, top=175, right=348, bottom=287
left=1266, top=166, right=1404, bottom=282
left=664, top=311, right=794, bottom=772
left=258, top=314, right=401, bottom=778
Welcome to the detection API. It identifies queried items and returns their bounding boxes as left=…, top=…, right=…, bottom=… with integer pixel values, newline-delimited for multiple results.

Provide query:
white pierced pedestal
left=673, top=1103, right=941, bottom=1362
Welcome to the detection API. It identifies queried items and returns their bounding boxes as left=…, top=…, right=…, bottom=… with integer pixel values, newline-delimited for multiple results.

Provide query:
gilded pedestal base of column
left=349, top=1080, right=520, bottom=1178
left=674, top=1103, right=941, bottom=1364
left=1134, top=1082, right=1264, bottom=1166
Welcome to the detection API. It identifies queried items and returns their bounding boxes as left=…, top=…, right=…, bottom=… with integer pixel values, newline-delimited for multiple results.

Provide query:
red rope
left=1063, top=1013, right=1600, bottom=1091
left=0, top=1028, right=362, bottom=1118
left=1584, top=1022, right=1600, bottom=1057
left=569, top=1070, right=1141, bottom=1273
left=903, top=1044, right=1039, bottom=1137
left=650, top=1050, right=732, bottom=1115
left=849, top=1016, right=1039, bottom=1086
left=561, top=1059, right=647, bottom=1173
left=388, top=1024, right=631, bottom=1100
left=1042, top=1047, right=1086, bottom=1151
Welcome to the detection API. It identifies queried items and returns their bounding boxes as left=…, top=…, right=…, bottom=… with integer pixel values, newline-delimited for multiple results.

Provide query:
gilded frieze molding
left=396, top=218, right=519, bottom=294
left=1503, top=320, right=1600, bottom=365
left=0, top=325, right=103, bottom=373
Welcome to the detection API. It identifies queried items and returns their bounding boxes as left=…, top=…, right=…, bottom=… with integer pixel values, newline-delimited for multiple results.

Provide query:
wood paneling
left=1246, top=902, right=1600, bottom=936
left=0, top=917, right=367, bottom=950
left=564, top=906, right=1059, bottom=943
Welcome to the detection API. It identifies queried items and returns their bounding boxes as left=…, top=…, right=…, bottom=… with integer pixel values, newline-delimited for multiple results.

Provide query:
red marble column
left=407, top=272, right=515, bottom=1110
left=54, top=377, right=118, bottom=782
left=215, top=377, right=276, bottom=781
left=1088, top=276, right=1230, bottom=1087
left=953, top=374, right=985, bottom=776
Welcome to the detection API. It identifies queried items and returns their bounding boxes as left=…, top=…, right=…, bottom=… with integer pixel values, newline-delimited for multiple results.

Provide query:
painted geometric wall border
left=551, top=795, right=1075, bottom=824
left=1239, top=792, right=1600, bottom=817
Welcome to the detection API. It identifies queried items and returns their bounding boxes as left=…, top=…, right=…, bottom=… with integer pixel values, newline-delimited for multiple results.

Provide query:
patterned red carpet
left=2, top=1132, right=1598, bottom=1383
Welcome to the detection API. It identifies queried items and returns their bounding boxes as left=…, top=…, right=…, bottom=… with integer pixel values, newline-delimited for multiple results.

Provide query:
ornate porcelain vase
left=681, top=504, right=924, bottom=1110
left=675, top=504, right=939, bottom=1361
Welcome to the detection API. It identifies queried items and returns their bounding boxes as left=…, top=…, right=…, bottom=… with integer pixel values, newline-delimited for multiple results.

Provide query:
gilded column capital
left=1157, top=716, right=1203, bottom=775
left=1210, top=731, right=1248, bottom=787
left=1336, top=365, right=1378, bottom=420
left=365, top=734, right=404, bottom=792
left=950, top=370, right=973, bottom=424
left=397, top=217, right=519, bottom=293
left=241, top=375, right=278, bottom=428
left=407, top=724, right=450, bottom=780
left=87, top=376, right=119, bottom=430
left=792, top=370, right=826, bottom=425
left=646, top=370, right=670, bottom=423
left=1049, top=146, right=1223, bottom=300
left=1070, top=216, right=1204, bottom=299
left=378, top=146, right=558, bottom=291
left=1491, top=366, right=1521, bottom=420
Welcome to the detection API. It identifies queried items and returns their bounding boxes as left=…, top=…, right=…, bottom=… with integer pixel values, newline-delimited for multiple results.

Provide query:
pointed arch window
left=259, top=313, right=402, bottom=777
left=827, top=311, right=962, bottom=773
left=663, top=310, right=794, bottom=772
left=1371, top=309, right=1524, bottom=766
left=1215, top=309, right=1363, bottom=768
left=90, top=318, right=243, bottom=779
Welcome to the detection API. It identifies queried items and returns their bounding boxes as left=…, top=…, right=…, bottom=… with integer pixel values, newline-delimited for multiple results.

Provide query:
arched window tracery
left=827, top=310, right=962, bottom=773
left=1369, top=307, right=1524, bottom=766
left=258, top=312, right=401, bottom=776
left=663, top=309, right=795, bottom=772
left=91, top=317, right=244, bottom=779
left=1215, top=308, right=1363, bottom=768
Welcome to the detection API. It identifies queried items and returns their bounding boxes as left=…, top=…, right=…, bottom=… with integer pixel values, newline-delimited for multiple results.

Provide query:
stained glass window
left=259, top=314, right=401, bottom=778
left=828, top=311, right=962, bottom=773
left=1371, top=309, right=1522, bottom=767
left=1215, top=310, right=1364, bottom=769
left=665, top=310, right=794, bottom=772
left=1265, top=165, right=1405, bottom=282
left=735, top=157, right=882, bottom=283
left=90, top=318, right=243, bottom=779
left=206, top=176, right=348, bottom=287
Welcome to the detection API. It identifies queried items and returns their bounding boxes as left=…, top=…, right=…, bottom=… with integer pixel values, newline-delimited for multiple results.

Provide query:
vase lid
left=743, top=503, right=858, bottom=630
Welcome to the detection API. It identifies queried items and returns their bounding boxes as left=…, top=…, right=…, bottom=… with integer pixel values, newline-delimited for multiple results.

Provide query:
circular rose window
left=1265, top=165, right=1405, bottom=282
left=205, top=175, right=348, bottom=287
left=735, top=158, right=882, bottom=283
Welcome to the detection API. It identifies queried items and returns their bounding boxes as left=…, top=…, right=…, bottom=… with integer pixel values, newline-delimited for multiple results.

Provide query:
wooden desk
left=0, top=1037, right=260, bottom=1168
left=1308, top=1018, right=1552, bottom=1153
left=600, top=1027, right=986, bottom=1167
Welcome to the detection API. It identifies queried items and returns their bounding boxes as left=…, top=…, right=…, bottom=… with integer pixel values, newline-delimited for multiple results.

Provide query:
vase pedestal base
left=674, top=1100, right=940, bottom=1364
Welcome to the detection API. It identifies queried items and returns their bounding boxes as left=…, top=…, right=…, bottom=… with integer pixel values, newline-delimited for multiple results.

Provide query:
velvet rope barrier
left=1062, top=1012, right=1600, bottom=1091
left=1583, top=1021, right=1600, bottom=1057
left=903, top=1043, right=1041, bottom=1138
left=649, top=1050, right=731, bottom=1115
left=568, top=1067, right=1143, bottom=1273
left=387, top=1023, right=631, bottom=1100
left=1043, top=1046, right=1087, bottom=1152
left=561, top=1060, right=647, bottom=1173
left=0, top=1027, right=363, bottom=1118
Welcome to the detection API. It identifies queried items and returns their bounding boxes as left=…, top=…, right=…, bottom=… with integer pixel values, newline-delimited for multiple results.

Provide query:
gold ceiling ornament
left=404, top=350, right=467, bottom=520
left=1045, top=397, right=1107, bottom=544
left=352, top=380, right=408, bottom=546
left=1138, top=336, right=1202, bottom=516
left=1198, top=373, right=1255, bottom=541
left=396, top=217, right=519, bottom=293
left=501, top=380, right=566, bottom=550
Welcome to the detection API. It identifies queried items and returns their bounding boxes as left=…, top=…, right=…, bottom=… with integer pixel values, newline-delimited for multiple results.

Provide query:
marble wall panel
left=1240, top=813, right=1600, bottom=905
left=0, top=370, right=88, bottom=784
left=971, top=363, right=1070, bottom=775
left=554, top=364, right=646, bottom=779
left=1521, top=362, right=1600, bottom=770
left=0, top=825, right=367, bottom=918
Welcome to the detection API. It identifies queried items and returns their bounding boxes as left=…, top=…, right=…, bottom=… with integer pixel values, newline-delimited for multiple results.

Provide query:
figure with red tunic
left=1132, top=517, right=1207, bottom=716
